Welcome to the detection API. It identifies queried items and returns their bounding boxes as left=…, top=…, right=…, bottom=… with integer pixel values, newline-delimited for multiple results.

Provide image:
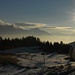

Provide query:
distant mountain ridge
left=0, top=24, right=51, bottom=36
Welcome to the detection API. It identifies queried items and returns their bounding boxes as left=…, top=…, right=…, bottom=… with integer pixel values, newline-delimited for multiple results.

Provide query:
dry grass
left=0, top=54, right=19, bottom=65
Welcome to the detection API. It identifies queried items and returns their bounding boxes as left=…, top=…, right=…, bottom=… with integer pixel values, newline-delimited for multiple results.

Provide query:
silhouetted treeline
left=41, top=41, right=71, bottom=54
left=0, top=36, right=71, bottom=54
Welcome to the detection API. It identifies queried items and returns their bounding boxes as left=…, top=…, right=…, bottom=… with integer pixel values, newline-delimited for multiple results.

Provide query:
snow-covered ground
left=0, top=46, right=42, bottom=53
left=16, top=53, right=69, bottom=67
left=0, top=47, right=75, bottom=75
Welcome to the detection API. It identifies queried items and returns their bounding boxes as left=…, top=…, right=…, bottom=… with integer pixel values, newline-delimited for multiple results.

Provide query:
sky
left=0, top=0, right=75, bottom=43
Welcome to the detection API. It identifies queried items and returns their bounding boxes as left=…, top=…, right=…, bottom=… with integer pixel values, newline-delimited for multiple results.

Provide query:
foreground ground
left=0, top=47, right=75, bottom=75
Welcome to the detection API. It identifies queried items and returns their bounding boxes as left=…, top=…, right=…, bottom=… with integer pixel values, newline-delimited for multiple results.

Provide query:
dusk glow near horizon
left=0, top=0, right=75, bottom=43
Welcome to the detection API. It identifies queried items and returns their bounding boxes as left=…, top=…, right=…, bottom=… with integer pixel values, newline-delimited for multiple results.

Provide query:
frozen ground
left=0, top=47, right=75, bottom=75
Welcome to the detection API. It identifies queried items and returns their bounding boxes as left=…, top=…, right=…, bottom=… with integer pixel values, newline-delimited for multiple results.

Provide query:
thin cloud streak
left=43, top=26, right=75, bottom=36
left=1, top=20, right=75, bottom=36
left=43, top=26, right=71, bottom=31
left=0, top=20, right=11, bottom=26
left=14, top=22, right=47, bottom=30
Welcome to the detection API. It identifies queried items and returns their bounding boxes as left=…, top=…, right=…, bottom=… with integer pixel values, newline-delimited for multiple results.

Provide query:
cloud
left=14, top=22, right=46, bottom=29
left=0, top=20, right=47, bottom=30
left=55, top=27, right=71, bottom=31
left=0, top=20, right=5, bottom=24
left=43, top=26, right=75, bottom=36
left=15, top=23, right=35, bottom=26
left=0, top=20, right=11, bottom=26
left=43, top=26, right=71, bottom=31
left=1, top=20, right=75, bottom=36
left=43, top=26, right=56, bottom=29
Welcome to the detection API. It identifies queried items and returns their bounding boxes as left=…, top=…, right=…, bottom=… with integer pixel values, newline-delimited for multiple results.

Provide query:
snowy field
left=0, top=47, right=75, bottom=75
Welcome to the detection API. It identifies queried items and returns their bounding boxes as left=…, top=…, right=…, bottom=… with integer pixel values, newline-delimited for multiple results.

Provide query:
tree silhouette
left=0, top=36, right=71, bottom=54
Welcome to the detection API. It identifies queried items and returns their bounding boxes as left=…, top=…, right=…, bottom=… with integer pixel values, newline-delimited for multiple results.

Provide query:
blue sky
left=0, top=0, right=74, bottom=25
left=0, top=0, right=75, bottom=43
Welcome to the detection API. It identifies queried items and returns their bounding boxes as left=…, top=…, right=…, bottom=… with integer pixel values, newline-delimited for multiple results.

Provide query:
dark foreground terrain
left=38, top=65, right=75, bottom=75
